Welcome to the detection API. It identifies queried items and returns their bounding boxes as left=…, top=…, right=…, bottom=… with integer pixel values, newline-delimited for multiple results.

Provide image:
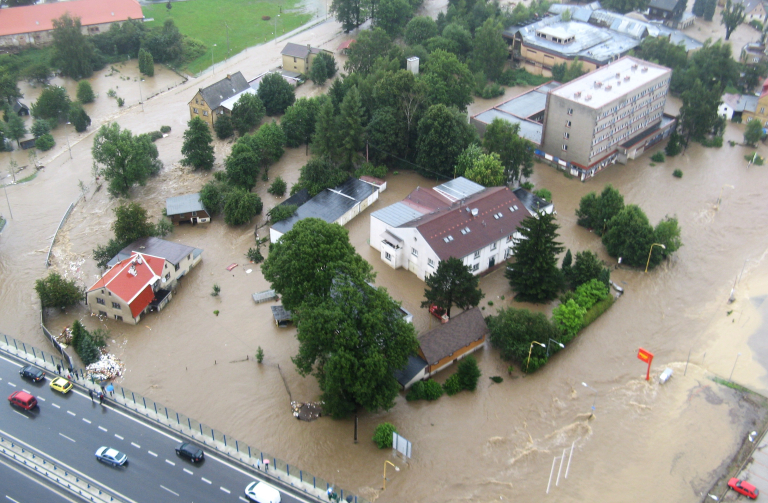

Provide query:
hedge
left=581, top=295, right=614, bottom=329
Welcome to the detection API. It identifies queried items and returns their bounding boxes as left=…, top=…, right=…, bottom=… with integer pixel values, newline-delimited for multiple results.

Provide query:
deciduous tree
left=332, top=0, right=367, bottom=32
left=248, top=121, right=286, bottom=170
left=52, top=14, right=99, bottom=79
left=679, top=78, right=723, bottom=144
left=257, top=73, right=295, bottom=116
left=68, top=102, right=91, bottom=132
left=482, top=118, right=534, bottom=182
left=374, top=0, right=412, bottom=36
left=338, top=86, right=365, bottom=167
left=31, top=119, right=51, bottom=138
left=464, top=152, right=505, bottom=186
left=416, top=104, right=477, bottom=178
left=420, top=257, right=484, bottom=318
left=421, top=49, right=473, bottom=111
left=294, top=157, right=349, bottom=196
left=601, top=205, right=656, bottom=268
left=575, top=184, right=624, bottom=234
left=214, top=114, right=234, bottom=139
left=505, top=212, right=564, bottom=303
left=181, top=116, right=215, bottom=171
left=35, top=272, right=83, bottom=310
left=744, top=117, right=764, bottom=146
left=76, top=80, right=95, bottom=104
left=345, top=28, right=393, bottom=75
left=6, top=114, right=26, bottom=147
left=487, top=307, right=560, bottom=373
left=568, top=250, right=610, bottom=289
left=311, top=98, right=339, bottom=160
left=281, top=96, right=324, bottom=152
left=471, top=18, right=508, bottom=81
left=92, top=123, right=162, bottom=197
left=31, top=86, right=71, bottom=123
left=231, top=93, right=265, bottom=136
left=405, top=16, right=438, bottom=46
left=223, top=188, right=262, bottom=226
left=225, top=141, right=260, bottom=189
left=138, top=48, right=155, bottom=76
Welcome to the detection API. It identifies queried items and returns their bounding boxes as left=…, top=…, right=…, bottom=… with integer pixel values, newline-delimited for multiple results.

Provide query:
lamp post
left=645, top=243, right=666, bottom=273
left=547, top=339, right=565, bottom=357
left=716, top=184, right=734, bottom=211
left=382, top=460, right=400, bottom=490
left=274, top=14, right=281, bottom=44
left=582, top=382, right=597, bottom=418
left=65, top=121, right=72, bottom=160
left=526, top=341, right=546, bottom=372
left=138, top=78, right=144, bottom=112
left=729, top=352, right=742, bottom=382
left=211, top=43, right=217, bottom=74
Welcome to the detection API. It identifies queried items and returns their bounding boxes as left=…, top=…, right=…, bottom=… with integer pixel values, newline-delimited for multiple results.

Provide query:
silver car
left=95, top=446, right=127, bottom=466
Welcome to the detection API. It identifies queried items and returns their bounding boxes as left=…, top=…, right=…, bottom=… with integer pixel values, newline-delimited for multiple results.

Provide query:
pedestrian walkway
left=730, top=431, right=768, bottom=500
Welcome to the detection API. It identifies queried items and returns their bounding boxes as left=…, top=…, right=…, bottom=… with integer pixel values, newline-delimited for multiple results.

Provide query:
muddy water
left=2, top=9, right=768, bottom=503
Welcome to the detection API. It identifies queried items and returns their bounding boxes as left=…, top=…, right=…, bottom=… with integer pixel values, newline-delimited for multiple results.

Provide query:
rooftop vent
left=631, top=64, right=639, bottom=70
left=471, top=208, right=479, bottom=217
left=615, top=73, right=620, bottom=79
left=135, top=256, right=143, bottom=265
left=605, top=85, right=612, bottom=91
left=509, top=206, right=516, bottom=213
left=641, top=66, right=648, bottom=72
left=574, top=91, right=582, bottom=98
left=624, top=75, right=630, bottom=81
left=128, top=266, right=137, bottom=277
left=595, top=81, right=603, bottom=88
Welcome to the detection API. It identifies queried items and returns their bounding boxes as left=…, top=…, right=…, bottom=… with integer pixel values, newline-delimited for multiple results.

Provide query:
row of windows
left=192, top=108, right=209, bottom=116
left=95, top=297, right=120, bottom=309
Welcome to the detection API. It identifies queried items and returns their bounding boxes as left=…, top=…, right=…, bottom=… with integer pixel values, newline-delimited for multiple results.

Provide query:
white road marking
left=83, top=418, right=91, bottom=424
left=36, top=396, right=45, bottom=401
left=7, top=382, right=15, bottom=387
left=183, top=468, right=193, bottom=475
left=220, top=487, right=231, bottom=494
left=66, top=410, right=76, bottom=416
left=148, top=451, right=158, bottom=457
left=165, top=459, right=175, bottom=466
left=114, top=434, right=124, bottom=440
left=99, top=426, right=108, bottom=432
left=22, top=389, right=30, bottom=394
left=240, top=497, right=250, bottom=503
left=58, top=433, right=76, bottom=443
left=12, top=410, right=27, bottom=419
left=51, top=403, right=60, bottom=409
left=6, top=496, right=21, bottom=503
left=201, top=477, right=212, bottom=484
left=131, top=442, right=141, bottom=449
left=160, top=485, right=179, bottom=497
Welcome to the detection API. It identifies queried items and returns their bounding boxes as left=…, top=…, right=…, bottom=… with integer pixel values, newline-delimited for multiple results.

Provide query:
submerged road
left=0, top=352, right=313, bottom=503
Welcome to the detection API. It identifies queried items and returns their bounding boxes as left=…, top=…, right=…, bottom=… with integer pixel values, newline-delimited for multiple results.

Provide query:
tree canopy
left=181, top=116, right=215, bottom=171
left=52, top=13, right=100, bottom=80
left=35, top=272, right=83, bottom=310
left=482, top=118, right=534, bottom=183
left=575, top=184, right=625, bottom=235
left=69, top=102, right=91, bottom=132
left=31, top=86, right=71, bottom=123
left=231, top=93, right=265, bottom=136
left=721, top=0, right=745, bottom=40
left=464, top=152, right=505, bottom=187
left=281, top=96, right=325, bottom=151
left=223, top=188, right=263, bottom=226
left=420, top=257, right=484, bottom=318
left=416, top=104, right=477, bottom=178
left=505, top=212, right=564, bottom=303
left=257, top=73, right=295, bottom=116
left=488, top=307, right=560, bottom=373
left=91, top=123, right=162, bottom=197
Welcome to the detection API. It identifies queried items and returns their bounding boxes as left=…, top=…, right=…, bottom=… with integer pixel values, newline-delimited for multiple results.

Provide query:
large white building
left=370, top=178, right=534, bottom=281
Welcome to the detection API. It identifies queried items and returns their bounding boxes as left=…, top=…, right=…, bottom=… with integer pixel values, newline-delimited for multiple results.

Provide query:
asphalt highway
left=0, top=352, right=312, bottom=503
left=0, top=454, right=82, bottom=503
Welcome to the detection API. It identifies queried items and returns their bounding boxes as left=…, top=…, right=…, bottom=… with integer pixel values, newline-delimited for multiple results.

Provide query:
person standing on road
left=56, top=364, right=61, bottom=375
left=89, top=389, right=94, bottom=402
left=99, top=393, right=104, bottom=405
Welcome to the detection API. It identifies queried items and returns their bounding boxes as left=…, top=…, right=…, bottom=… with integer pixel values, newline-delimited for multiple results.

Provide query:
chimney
left=226, top=74, right=231, bottom=80
left=471, top=208, right=479, bottom=217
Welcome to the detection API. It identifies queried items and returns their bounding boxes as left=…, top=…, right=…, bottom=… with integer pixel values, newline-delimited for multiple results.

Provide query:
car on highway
left=95, top=447, right=128, bottom=467
left=49, top=377, right=73, bottom=394
left=728, top=478, right=759, bottom=499
left=245, top=481, right=281, bottom=503
left=19, top=365, right=45, bottom=382
left=175, top=442, right=204, bottom=463
left=8, top=390, right=38, bottom=410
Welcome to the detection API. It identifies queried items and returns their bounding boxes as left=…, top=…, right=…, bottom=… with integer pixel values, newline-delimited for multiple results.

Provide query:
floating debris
left=291, top=401, right=323, bottom=421
left=86, top=353, right=125, bottom=381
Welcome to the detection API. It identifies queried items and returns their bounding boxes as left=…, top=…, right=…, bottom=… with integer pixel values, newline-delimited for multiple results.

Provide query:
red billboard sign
left=637, top=348, right=653, bottom=381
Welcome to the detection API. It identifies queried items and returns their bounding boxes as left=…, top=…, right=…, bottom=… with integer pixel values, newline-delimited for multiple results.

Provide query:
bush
left=267, top=176, right=287, bottom=196
left=650, top=151, right=665, bottom=163
left=443, top=374, right=462, bottom=395
left=147, top=130, right=163, bottom=142
left=69, top=321, right=104, bottom=366
left=700, top=135, right=723, bottom=148
left=246, top=247, right=264, bottom=263
left=490, top=376, right=503, bottom=383
left=256, top=346, right=264, bottom=363
left=534, top=188, right=551, bottom=202
left=31, top=119, right=51, bottom=138
left=160, top=125, right=171, bottom=134
left=373, top=423, right=397, bottom=448
left=214, top=115, right=234, bottom=139
left=673, top=169, right=683, bottom=178
left=406, top=380, right=444, bottom=401
left=457, top=355, right=481, bottom=391
left=76, top=81, right=95, bottom=104
left=354, top=162, right=388, bottom=179
left=35, top=134, right=55, bottom=151
left=116, top=97, right=125, bottom=107
left=35, top=272, right=83, bottom=309
left=270, top=204, right=297, bottom=223
left=581, top=295, right=614, bottom=329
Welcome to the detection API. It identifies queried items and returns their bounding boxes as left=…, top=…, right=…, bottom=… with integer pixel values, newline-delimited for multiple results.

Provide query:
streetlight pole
left=138, top=78, right=144, bottom=112
left=582, top=382, right=597, bottom=418
left=526, top=341, right=546, bottom=372
left=211, top=43, right=217, bottom=74
left=274, top=14, right=280, bottom=44
left=382, top=460, right=399, bottom=490
left=547, top=339, right=565, bottom=358
left=645, top=243, right=666, bottom=273
left=3, top=182, right=12, bottom=220
left=729, top=353, right=742, bottom=382
left=716, top=184, right=734, bottom=211
left=65, top=121, right=72, bottom=160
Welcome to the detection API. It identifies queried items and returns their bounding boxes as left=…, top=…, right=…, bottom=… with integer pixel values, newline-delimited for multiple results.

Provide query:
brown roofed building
left=418, top=307, right=488, bottom=377
left=280, top=42, right=332, bottom=74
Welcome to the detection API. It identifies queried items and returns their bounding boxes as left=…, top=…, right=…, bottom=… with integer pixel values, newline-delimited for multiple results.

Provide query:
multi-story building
left=188, top=72, right=250, bottom=129
left=540, top=56, right=675, bottom=179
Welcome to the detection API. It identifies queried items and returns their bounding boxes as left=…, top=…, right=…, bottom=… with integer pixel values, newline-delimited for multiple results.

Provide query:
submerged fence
left=0, top=332, right=366, bottom=503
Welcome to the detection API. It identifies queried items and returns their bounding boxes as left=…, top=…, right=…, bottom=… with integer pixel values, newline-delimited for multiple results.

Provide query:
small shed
left=252, top=289, right=278, bottom=304
left=338, top=39, right=355, bottom=54
left=12, top=100, right=29, bottom=116
left=166, top=193, right=211, bottom=225
left=19, top=136, right=36, bottom=150
left=270, top=305, right=292, bottom=327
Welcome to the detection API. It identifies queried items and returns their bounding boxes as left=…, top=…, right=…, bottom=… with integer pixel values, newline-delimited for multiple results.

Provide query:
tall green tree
left=262, top=218, right=375, bottom=312
left=6, top=114, right=26, bottom=147
left=231, top=93, right=265, bottom=136
left=282, top=96, right=324, bottom=152
left=69, top=102, right=91, bottom=132
left=31, top=86, right=71, bottom=123
left=345, top=28, right=393, bottom=75
left=138, top=48, right=155, bottom=77
left=443, top=23, right=474, bottom=59
left=35, top=272, right=83, bottom=310
left=653, top=216, right=683, bottom=256
left=420, top=257, right=484, bottom=318
left=505, top=212, right=564, bottom=303
left=332, top=0, right=367, bottom=32
left=112, top=202, right=155, bottom=244
left=76, top=80, right=95, bottom=104
left=416, top=104, right=477, bottom=178
left=464, top=152, right=505, bottom=186
left=488, top=307, right=560, bottom=373
left=92, top=123, right=162, bottom=197
left=225, top=141, right=260, bottom=189
left=703, top=0, right=717, bottom=21
left=294, top=157, right=349, bottom=196
left=257, top=73, right=295, bottom=116
left=454, top=143, right=484, bottom=178
left=568, top=250, right=610, bottom=289
left=0, top=71, right=22, bottom=105
left=575, top=184, right=625, bottom=234
left=692, top=0, right=706, bottom=16
left=31, top=119, right=51, bottom=138
left=601, top=0, right=649, bottom=13
left=721, top=0, right=745, bottom=40
left=144, top=19, right=183, bottom=63
left=374, top=0, right=412, bottom=36
left=472, top=18, right=508, bottom=81
left=309, top=56, right=329, bottom=85
left=223, top=188, right=263, bottom=226
left=404, top=16, right=438, bottom=46
left=744, top=118, right=764, bottom=146
left=679, top=79, right=723, bottom=144
left=248, top=121, right=286, bottom=170
left=214, top=114, right=234, bottom=139
left=421, top=49, right=473, bottom=111
left=338, top=86, right=365, bottom=167
left=52, top=13, right=99, bottom=79
left=601, top=205, right=656, bottom=268
left=311, top=98, right=339, bottom=161
left=482, top=118, right=534, bottom=182
left=181, top=116, right=215, bottom=171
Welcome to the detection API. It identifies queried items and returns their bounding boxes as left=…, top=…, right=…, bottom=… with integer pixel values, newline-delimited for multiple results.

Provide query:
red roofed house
left=0, top=0, right=144, bottom=48
left=86, top=237, right=203, bottom=324
left=369, top=177, right=532, bottom=281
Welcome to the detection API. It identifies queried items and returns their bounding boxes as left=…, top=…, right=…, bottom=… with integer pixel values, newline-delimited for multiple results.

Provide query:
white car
left=95, top=446, right=127, bottom=466
left=245, top=481, right=281, bottom=503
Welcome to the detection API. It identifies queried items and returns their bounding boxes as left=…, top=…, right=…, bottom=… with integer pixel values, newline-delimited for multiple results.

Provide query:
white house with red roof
left=86, top=237, right=203, bottom=324
left=0, top=0, right=143, bottom=48
left=370, top=177, right=537, bottom=281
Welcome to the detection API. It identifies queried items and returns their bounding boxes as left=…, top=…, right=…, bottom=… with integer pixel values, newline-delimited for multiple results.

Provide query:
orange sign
left=637, top=348, right=654, bottom=381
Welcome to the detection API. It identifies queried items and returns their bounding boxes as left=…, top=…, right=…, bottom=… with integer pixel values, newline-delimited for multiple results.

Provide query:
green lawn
left=142, top=0, right=313, bottom=74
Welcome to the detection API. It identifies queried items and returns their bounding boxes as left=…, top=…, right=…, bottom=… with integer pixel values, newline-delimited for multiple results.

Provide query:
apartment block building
left=541, top=56, right=674, bottom=179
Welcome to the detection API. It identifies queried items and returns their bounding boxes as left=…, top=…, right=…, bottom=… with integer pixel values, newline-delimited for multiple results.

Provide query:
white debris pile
left=86, top=353, right=124, bottom=381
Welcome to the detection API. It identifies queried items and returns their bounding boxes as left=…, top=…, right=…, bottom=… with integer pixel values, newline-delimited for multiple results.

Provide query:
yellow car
left=50, top=377, right=73, bottom=394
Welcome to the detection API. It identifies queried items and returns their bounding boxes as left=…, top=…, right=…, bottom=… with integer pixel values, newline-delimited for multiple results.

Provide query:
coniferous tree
left=703, top=0, right=717, bottom=21
left=312, top=98, right=339, bottom=161
left=181, top=116, right=215, bottom=171
left=338, top=86, right=364, bottom=167
left=505, top=212, right=564, bottom=303
left=420, top=257, right=484, bottom=318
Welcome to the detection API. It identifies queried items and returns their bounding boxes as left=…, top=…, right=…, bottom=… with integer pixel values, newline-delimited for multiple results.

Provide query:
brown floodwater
left=2, top=7, right=768, bottom=503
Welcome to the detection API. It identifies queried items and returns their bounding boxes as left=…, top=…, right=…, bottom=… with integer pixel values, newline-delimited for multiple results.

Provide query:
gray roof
left=271, top=305, right=292, bottom=322
left=108, top=237, right=200, bottom=268
left=199, top=72, right=249, bottom=111
left=496, top=89, right=548, bottom=118
left=371, top=201, right=425, bottom=227
left=394, top=354, right=428, bottom=388
left=418, top=308, right=488, bottom=365
left=734, top=0, right=766, bottom=13
left=271, top=178, right=375, bottom=235
left=278, top=188, right=311, bottom=208
left=648, top=0, right=683, bottom=11
left=281, top=42, right=323, bottom=59
left=432, top=177, right=485, bottom=201
left=219, top=88, right=256, bottom=112
left=166, top=193, right=206, bottom=216
left=474, top=110, right=544, bottom=144
left=513, top=188, right=554, bottom=215
left=12, top=100, right=28, bottom=114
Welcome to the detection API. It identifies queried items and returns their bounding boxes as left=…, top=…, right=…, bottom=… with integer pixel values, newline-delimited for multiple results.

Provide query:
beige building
left=188, top=72, right=250, bottom=129
left=0, top=0, right=143, bottom=48
left=540, top=56, right=674, bottom=180
left=280, top=42, right=331, bottom=74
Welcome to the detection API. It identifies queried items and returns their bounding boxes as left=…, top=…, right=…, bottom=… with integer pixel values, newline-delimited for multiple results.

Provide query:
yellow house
left=187, top=72, right=250, bottom=129
left=743, top=79, right=768, bottom=126
left=280, top=42, right=331, bottom=74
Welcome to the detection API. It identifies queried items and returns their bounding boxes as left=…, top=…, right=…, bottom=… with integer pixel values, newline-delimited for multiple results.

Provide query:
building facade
left=166, top=193, right=211, bottom=225
left=742, top=78, right=768, bottom=125
left=280, top=43, right=331, bottom=74
left=541, top=56, right=672, bottom=179
left=188, top=72, right=250, bottom=129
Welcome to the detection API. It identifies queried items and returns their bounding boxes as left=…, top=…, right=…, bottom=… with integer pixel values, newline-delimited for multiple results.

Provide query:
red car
left=728, top=478, right=759, bottom=499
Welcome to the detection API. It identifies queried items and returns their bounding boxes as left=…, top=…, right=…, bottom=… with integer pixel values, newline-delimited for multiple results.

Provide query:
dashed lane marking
left=12, top=410, right=27, bottom=419
left=51, top=403, right=60, bottom=409
left=114, top=434, right=124, bottom=440
left=201, top=477, right=211, bottom=484
left=22, top=389, right=30, bottom=394
left=165, top=459, right=175, bottom=466
left=220, top=487, right=230, bottom=494
left=36, top=397, right=45, bottom=401
left=66, top=411, right=76, bottom=416
left=239, top=497, right=250, bottom=503
left=183, top=468, right=193, bottom=475
left=99, top=426, right=108, bottom=432
left=7, top=382, right=15, bottom=387
left=131, top=442, right=140, bottom=449
left=148, top=451, right=158, bottom=457
left=6, top=496, right=21, bottom=503
left=160, top=485, right=179, bottom=497
left=58, top=433, right=76, bottom=443
left=83, top=418, right=91, bottom=424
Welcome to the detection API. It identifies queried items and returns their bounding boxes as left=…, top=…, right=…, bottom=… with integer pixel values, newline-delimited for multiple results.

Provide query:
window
left=564, top=132, right=570, bottom=139
left=474, top=250, right=481, bottom=259
left=99, top=311, right=107, bottom=317
left=193, top=108, right=199, bottom=114
left=565, top=120, right=571, bottom=128
left=112, top=302, right=121, bottom=310
left=115, top=315, right=123, bottom=322
left=203, top=111, right=208, bottom=116
left=294, top=57, right=297, bottom=62
left=175, top=263, right=180, bottom=271
left=96, top=298, right=105, bottom=305
left=562, top=144, right=568, bottom=151
left=188, top=254, right=192, bottom=260
left=490, top=242, right=497, bottom=251
left=472, top=264, right=480, bottom=271
left=567, top=108, right=573, bottom=115
left=385, top=252, right=392, bottom=261
left=411, top=248, right=418, bottom=257
left=506, top=235, right=514, bottom=242
left=195, top=99, right=199, bottom=104
left=165, top=273, right=171, bottom=281
left=428, top=258, right=435, bottom=267
left=761, top=107, right=766, bottom=114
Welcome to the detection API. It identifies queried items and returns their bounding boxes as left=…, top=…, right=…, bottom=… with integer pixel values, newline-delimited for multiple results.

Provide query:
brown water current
left=2, top=6, right=768, bottom=503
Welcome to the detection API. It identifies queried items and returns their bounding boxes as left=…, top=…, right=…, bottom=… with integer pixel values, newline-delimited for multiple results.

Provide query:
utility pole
left=3, top=183, right=13, bottom=220
left=225, top=22, right=230, bottom=59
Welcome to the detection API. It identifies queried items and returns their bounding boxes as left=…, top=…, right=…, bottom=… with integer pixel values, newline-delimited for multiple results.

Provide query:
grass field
left=142, top=0, right=314, bottom=74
